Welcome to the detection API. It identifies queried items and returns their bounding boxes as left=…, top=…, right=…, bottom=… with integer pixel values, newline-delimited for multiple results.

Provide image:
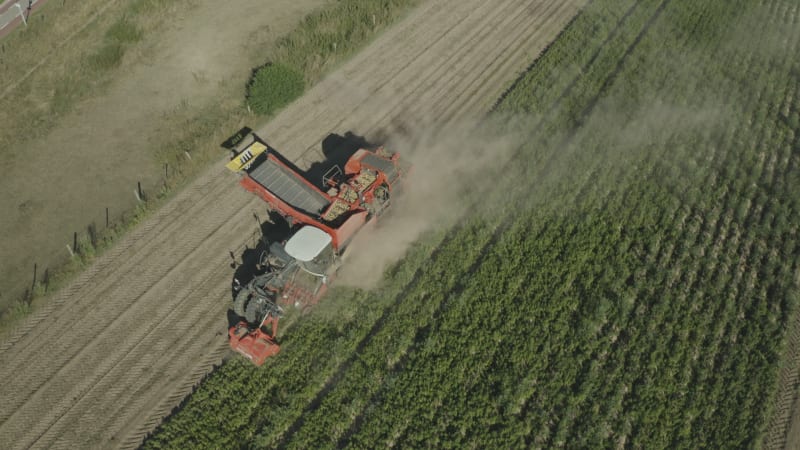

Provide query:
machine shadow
left=230, top=210, right=291, bottom=294
left=306, top=132, right=377, bottom=187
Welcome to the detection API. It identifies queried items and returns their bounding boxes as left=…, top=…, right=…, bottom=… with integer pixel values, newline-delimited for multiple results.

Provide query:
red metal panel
left=334, top=211, right=368, bottom=249
left=344, top=149, right=369, bottom=174
left=228, top=322, right=280, bottom=366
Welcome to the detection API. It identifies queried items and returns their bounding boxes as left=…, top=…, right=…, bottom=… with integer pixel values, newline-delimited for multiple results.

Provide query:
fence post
left=73, top=231, right=78, bottom=254
left=106, top=207, right=109, bottom=228
left=31, top=263, right=37, bottom=292
left=88, top=223, right=97, bottom=248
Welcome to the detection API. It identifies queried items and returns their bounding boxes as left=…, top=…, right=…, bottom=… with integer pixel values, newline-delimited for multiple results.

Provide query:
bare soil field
left=0, top=0, right=329, bottom=312
left=0, top=0, right=585, bottom=448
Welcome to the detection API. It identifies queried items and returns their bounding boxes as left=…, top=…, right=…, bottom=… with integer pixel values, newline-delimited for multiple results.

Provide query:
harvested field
left=0, top=0, right=584, bottom=448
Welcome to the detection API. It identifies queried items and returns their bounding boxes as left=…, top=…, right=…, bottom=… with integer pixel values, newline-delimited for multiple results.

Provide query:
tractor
left=225, top=131, right=408, bottom=365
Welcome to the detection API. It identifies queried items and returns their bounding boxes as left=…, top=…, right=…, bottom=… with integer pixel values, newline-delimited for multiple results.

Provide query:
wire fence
left=8, top=165, right=174, bottom=313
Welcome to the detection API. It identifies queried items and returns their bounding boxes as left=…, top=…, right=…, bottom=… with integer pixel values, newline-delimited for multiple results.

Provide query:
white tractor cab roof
left=284, top=226, right=332, bottom=262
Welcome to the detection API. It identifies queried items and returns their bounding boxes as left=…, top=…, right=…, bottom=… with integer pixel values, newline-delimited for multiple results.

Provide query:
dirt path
left=0, top=0, right=585, bottom=448
left=0, top=0, right=330, bottom=310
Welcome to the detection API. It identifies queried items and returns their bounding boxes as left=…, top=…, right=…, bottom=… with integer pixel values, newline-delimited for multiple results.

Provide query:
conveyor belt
left=248, top=157, right=330, bottom=215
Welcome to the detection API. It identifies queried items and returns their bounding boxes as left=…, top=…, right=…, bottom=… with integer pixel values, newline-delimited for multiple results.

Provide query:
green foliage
left=127, top=0, right=173, bottom=15
left=105, top=18, right=143, bottom=44
left=6, top=300, right=32, bottom=323
left=246, top=63, right=305, bottom=115
left=87, top=43, right=125, bottom=71
left=87, top=18, right=142, bottom=71
left=274, top=0, right=420, bottom=80
left=51, top=74, right=90, bottom=115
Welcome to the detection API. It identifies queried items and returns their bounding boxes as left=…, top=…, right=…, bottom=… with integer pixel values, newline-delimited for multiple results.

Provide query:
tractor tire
left=233, top=289, right=251, bottom=318
left=245, top=298, right=267, bottom=325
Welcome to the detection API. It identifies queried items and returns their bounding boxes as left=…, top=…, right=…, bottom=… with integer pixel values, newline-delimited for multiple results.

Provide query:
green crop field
left=143, top=0, right=800, bottom=448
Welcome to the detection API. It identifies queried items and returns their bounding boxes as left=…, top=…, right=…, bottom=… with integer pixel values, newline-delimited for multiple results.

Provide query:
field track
left=0, top=0, right=585, bottom=448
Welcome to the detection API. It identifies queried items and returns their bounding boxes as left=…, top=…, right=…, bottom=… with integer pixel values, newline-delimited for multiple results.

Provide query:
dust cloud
left=335, top=118, right=525, bottom=288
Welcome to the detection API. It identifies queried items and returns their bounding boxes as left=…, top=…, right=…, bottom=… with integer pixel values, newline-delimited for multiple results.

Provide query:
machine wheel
left=245, top=297, right=268, bottom=324
left=233, top=289, right=251, bottom=318
left=245, top=297, right=284, bottom=325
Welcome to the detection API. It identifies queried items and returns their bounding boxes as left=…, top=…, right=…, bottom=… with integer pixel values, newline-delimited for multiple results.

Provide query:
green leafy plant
left=246, top=63, right=306, bottom=115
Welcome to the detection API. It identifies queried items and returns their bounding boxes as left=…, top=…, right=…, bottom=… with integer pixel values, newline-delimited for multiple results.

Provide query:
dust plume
left=335, top=117, right=525, bottom=288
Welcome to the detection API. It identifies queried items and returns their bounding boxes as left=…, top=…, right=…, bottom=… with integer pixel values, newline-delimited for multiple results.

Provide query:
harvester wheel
left=245, top=298, right=267, bottom=324
left=233, top=289, right=251, bottom=318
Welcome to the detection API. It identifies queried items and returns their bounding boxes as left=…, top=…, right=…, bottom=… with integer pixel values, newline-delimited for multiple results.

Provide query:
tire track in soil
left=0, top=1, right=585, bottom=448
left=26, top=215, right=264, bottom=448
left=4, top=198, right=249, bottom=447
left=0, top=177, right=246, bottom=420
left=0, top=172, right=230, bottom=354
left=298, top=0, right=508, bottom=149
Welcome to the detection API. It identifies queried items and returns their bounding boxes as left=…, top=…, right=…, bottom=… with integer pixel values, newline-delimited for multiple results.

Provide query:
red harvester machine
left=226, top=131, right=408, bottom=365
